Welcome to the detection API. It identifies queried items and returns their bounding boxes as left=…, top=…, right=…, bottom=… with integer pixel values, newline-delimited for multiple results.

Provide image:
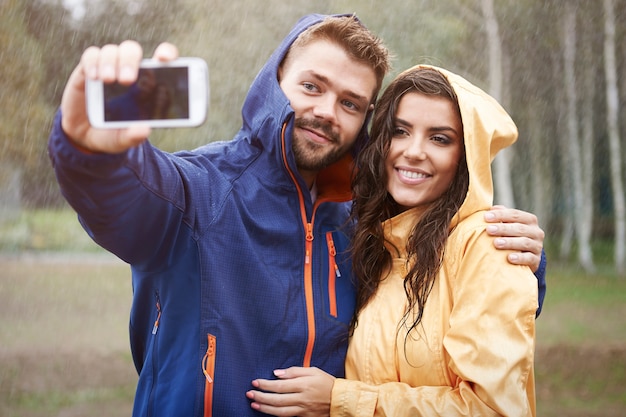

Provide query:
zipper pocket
left=147, top=291, right=161, bottom=417
left=152, top=292, right=162, bottom=335
left=326, top=232, right=341, bottom=318
left=202, top=334, right=216, bottom=417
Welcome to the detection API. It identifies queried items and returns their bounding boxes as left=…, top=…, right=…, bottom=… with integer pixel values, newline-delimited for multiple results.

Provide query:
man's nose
left=312, top=95, right=338, bottom=123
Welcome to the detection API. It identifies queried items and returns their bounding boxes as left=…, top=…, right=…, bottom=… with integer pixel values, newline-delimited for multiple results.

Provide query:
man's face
left=279, top=40, right=377, bottom=180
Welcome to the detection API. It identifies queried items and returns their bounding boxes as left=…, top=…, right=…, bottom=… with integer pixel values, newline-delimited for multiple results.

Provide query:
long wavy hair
left=350, top=67, right=470, bottom=337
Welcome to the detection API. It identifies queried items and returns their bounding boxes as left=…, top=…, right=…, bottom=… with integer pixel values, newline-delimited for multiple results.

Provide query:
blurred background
left=1, top=0, right=625, bottom=416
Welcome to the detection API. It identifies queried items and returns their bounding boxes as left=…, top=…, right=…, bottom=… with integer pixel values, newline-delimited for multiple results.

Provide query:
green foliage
left=0, top=0, right=56, bottom=206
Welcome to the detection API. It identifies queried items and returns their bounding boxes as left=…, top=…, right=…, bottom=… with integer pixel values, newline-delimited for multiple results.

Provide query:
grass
left=536, top=262, right=626, bottom=346
left=1, top=209, right=625, bottom=416
left=534, top=262, right=626, bottom=416
left=0, top=208, right=102, bottom=252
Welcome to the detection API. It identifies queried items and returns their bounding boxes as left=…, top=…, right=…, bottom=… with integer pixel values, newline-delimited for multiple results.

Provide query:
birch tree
left=580, top=1, right=598, bottom=273
left=603, top=0, right=625, bottom=274
left=481, top=0, right=515, bottom=207
left=562, top=2, right=595, bottom=272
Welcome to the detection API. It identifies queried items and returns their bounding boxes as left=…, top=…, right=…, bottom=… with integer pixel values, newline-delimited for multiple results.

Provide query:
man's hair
left=283, top=15, right=391, bottom=98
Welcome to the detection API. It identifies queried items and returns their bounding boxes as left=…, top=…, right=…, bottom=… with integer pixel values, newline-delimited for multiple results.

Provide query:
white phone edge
left=85, top=57, right=209, bottom=129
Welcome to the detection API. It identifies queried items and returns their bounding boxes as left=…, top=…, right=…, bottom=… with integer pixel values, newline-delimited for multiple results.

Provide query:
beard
left=292, top=117, right=348, bottom=172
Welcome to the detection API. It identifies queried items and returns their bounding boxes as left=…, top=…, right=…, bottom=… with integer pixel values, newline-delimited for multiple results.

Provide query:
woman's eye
left=432, top=135, right=452, bottom=145
left=393, top=127, right=409, bottom=137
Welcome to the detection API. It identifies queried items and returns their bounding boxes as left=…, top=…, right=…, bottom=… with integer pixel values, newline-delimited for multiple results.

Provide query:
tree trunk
left=528, top=106, right=549, bottom=230
left=563, top=3, right=595, bottom=272
left=580, top=4, right=597, bottom=273
left=481, top=0, right=515, bottom=207
left=603, top=0, right=626, bottom=274
left=552, top=40, right=574, bottom=260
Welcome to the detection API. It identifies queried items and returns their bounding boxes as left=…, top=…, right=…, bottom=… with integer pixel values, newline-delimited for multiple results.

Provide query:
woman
left=247, top=65, right=538, bottom=416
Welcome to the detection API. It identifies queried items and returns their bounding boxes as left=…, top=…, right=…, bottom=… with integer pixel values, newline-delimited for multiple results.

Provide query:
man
left=49, top=14, right=545, bottom=417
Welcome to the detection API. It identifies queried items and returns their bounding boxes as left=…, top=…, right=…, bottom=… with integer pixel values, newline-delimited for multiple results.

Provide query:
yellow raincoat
left=331, top=65, right=538, bottom=416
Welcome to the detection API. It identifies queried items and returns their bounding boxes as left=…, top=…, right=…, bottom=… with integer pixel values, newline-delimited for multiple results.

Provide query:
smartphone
left=86, top=57, right=209, bottom=128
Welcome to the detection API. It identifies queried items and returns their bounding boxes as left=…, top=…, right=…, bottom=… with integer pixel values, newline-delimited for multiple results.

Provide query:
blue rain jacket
left=49, top=13, right=363, bottom=417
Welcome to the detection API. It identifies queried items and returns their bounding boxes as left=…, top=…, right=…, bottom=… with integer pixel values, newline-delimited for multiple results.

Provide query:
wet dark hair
left=350, top=67, right=470, bottom=337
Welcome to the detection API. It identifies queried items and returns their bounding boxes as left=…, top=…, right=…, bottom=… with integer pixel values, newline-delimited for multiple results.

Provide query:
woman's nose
left=403, top=137, right=427, bottom=160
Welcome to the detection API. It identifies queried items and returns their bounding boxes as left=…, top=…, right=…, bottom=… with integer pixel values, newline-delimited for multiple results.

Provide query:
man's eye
left=341, top=100, right=357, bottom=111
left=303, top=82, right=318, bottom=92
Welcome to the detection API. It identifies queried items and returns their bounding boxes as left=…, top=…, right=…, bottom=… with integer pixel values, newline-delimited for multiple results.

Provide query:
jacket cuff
left=48, top=109, right=127, bottom=172
left=534, top=249, right=547, bottom=317
left=331, top=378, right=377, bottom=417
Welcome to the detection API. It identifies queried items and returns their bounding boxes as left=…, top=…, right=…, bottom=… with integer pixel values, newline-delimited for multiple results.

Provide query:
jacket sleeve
left=331, top=226, right=537, bottom=417
left=534, top=249, right=547, bottom=317
left=48, top=110, right=191, bottom=266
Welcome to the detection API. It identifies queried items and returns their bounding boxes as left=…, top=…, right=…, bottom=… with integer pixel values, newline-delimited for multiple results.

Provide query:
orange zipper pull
left=326, top=233, right=341, bottom=278
left=152, top=297, right=162, bottom=335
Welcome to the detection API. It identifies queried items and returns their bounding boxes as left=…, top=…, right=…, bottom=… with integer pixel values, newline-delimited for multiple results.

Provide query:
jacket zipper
left=326, top=231, right=340, bottom=318
left=202, top=334, right=216, bottom=417
left=303, top=222, right=315, bottom=367
left=148, top=291, right=161, bottom=417
left=280, top=123, right=317, bottom=368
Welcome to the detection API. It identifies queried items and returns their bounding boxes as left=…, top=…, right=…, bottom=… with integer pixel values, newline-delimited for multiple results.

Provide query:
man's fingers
left=117, top=40, right=144, bottom=84
left=84, top=41, right=143, bottom=85
left=80, top=46, right=102, bottom=80
left=485, top=208, right=538, bottom=226
left=487, top=223, right=537, bottom=239
left=152, top=42, right=179, bottom=62
left=97, top=44, right=121, bottom=82
left=493, top=236, right=542, bottom=271
left=507, top=252, right=540, bottom=272
left=493, top=236, right=541, bottom=253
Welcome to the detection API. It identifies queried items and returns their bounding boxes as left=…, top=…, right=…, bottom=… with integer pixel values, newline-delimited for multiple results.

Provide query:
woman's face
left=385, top=92, right=464, bottom=212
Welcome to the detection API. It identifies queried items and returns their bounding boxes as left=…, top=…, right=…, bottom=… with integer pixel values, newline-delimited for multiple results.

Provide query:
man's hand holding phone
left=61, top=41, right=208, bottom=154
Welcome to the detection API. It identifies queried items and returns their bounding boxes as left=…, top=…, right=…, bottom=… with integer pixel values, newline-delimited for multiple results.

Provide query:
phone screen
left=103, top=67, right=189, bottom=122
